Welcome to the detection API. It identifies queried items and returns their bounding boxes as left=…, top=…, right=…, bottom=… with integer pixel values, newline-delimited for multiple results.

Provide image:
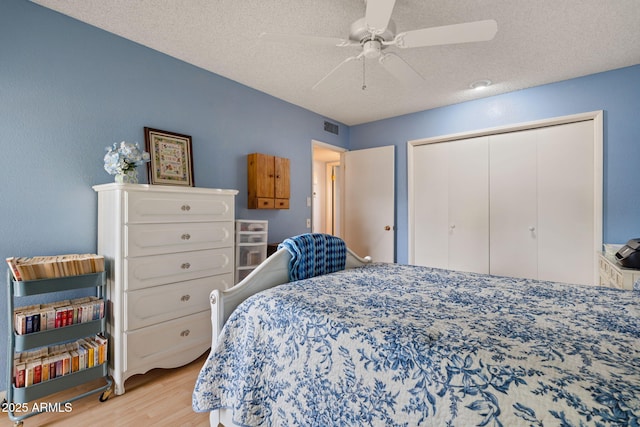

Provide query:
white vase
left=115, top=169, right=138, bottom=184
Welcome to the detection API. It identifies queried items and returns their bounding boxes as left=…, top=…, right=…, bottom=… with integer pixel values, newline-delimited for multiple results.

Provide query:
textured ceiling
left=30, top=0, right=640, bottom=125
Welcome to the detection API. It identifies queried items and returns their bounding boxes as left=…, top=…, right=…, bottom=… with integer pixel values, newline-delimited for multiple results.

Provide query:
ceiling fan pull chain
left=362, top=59, right=367, bottom=91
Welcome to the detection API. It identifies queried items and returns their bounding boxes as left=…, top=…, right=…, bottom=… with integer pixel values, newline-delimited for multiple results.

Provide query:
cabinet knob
left=384, top=225, right=392, bottom=231
left=529, top=226, right=536, bottom=232
left=181, top=233, right=191, bottom=240
left=450, top=224, right=456, bottom=230
left=181, top=204, right=191, bottom=211
left=181, top=262, right=191, bottom=269
left=180, top=294, right=191, bottom=302
left=180, top=329, right=190, bottom=337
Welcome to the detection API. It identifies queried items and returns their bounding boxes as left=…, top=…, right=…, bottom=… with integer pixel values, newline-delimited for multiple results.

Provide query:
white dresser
left=93, top=183, right=238, bottom=395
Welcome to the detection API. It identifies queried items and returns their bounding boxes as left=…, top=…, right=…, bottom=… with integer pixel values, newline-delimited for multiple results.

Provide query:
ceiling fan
left=260, top=0, right=498, bottom=90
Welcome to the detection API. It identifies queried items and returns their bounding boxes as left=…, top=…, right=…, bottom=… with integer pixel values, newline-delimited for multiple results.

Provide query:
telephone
left=615, top=238, right=640, bottom=269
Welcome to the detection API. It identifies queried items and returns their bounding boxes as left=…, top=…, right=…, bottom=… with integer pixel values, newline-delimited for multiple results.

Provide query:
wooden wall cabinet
left=248, top=153, right=290, bottom=209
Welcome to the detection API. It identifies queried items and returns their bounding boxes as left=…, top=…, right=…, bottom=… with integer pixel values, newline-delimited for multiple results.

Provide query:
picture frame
left=144, top=127, right=194, bottom=187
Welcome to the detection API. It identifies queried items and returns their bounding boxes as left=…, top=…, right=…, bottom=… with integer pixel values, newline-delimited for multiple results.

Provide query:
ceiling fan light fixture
left=470, top=79, right=492, bottom=90
left=363, top=40, right=382, bottom=58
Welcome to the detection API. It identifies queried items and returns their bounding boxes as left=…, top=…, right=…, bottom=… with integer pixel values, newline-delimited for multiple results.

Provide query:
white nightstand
left=598, top=252, right=640, bottom=290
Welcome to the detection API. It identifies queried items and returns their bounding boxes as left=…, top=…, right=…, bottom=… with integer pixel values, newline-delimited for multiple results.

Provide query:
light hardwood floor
left=1, top=353, right=211, bottom=427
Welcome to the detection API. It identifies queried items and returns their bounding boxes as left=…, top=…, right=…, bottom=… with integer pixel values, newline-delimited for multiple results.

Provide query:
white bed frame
left=207, top=247, right=371, bottom=427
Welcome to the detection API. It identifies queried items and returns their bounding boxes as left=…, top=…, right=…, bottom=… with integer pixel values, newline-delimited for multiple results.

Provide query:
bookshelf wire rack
left=5, top=271, right=113, bottom=426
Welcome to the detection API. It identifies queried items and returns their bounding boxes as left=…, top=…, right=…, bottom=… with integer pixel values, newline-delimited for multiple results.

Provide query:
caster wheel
left=99, top=389, right=113, bottom=402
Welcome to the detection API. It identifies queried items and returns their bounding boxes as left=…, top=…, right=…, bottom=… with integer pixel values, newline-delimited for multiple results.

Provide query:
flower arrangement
left=103, top=141, right=150, bottom=179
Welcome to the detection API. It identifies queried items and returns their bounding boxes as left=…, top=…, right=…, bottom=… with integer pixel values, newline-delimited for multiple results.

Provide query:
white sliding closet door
left=412, top=142, right=449, bottom=269
left=409, top=112, right=600, bottom=286
left=448, top=138, right=489, bottom=274
left=489, top=121, right=595, bottom=285
left=489, top=130, right=538, bottom=280
left=412, top=137, right=489, bottom=274
left=537, top=121, right=594, bottom=285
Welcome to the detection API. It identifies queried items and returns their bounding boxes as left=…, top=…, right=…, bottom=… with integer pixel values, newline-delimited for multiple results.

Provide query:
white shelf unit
left=235, top=220, right=268, bottom=283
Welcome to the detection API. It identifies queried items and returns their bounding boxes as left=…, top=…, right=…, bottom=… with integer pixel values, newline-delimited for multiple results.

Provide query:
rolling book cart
left=5, top=271, right=113, bottom=426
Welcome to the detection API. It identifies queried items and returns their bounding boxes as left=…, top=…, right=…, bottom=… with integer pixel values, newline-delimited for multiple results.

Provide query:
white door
left=489, top=129, right=539, bottom=280
left=342, top=146, right=395, bottom=262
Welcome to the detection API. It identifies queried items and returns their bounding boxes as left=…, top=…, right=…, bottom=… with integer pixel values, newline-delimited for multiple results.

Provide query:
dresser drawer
left=124, top=275, right=230, bottom=330
left=124, top=311, right=211, bottom=373
left=125, top=191, right=234, bottom=223
left=125, top=247, right=232, bottom=291
left=125, top=221, right=233, bottom=257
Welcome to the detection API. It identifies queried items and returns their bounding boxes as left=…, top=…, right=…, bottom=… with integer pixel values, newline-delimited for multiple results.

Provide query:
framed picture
left=144, top=127, right=194, bottom=186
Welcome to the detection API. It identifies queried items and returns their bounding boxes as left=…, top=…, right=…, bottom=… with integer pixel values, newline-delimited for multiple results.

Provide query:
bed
left=193, top=235, right=640, bottom=426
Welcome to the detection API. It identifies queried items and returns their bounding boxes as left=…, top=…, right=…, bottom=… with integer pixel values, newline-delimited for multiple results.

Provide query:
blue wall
left=350, top=65, right=640, bottom=264
left=2, top=0, right=639, bottom=393
left=0, top=0, right=349, bottom=391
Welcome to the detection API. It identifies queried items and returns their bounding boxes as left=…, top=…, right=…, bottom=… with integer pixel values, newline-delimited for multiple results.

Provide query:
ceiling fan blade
left=259, top=32, right=356, bottom=47
left=312, top=55, right=362, bottom=91
left=394, top=19, right=498, bottom=48
left=378, top=53, right=424, bottom=86
left=365, top=0, right=396, bottom=34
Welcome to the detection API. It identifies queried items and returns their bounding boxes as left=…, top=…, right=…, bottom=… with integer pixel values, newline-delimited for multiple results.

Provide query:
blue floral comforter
left=193, top=263, right=640, bottom=426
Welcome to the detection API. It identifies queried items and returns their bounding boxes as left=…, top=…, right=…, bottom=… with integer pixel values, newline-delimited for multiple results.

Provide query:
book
left=77, top=345, right=86, bottom=371
left=95, top=334, right=108, bottom=364
left=25, top=361, right=35, bottom=387
left=48, top=357, right=57, bottom=380
left=14, top=362, right=26, bottom=388
left=70, top=350, right=80, bottom=373
left=31, top=313, right=41, bottom=333
left=13, top=334, right=108, bottom=387
left=14, top=298, right=104, bottom=335
left=6, top=257, right=23, bottom=281
left=62, top=353, right=71, bottom=376
left=33, top=361, right=42, bottom=385
left=54, top=355, right=64, bottom=378
left=6, top=254, right=106, bottom=280
left=41, top=357, right=50, bottom=382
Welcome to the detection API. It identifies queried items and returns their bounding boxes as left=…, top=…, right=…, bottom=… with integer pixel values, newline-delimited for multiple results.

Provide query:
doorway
left=311, top=141, right=396, bottom=262
left=312, top=141, right=344, bottom=236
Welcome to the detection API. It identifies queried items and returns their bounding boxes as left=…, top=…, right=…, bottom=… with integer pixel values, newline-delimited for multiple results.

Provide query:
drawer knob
left=181, top=204, right=191, bottom=211
left=181, top=233, right=191, bottom=240
left=180, top=329, right=190, bottom=337
left=180, top=294, right=191, bottom=302
left=181, top=262, right=191, bottom=269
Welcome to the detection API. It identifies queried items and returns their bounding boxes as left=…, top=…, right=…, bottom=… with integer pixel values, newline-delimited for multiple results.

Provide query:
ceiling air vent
left=324, top=121, right=339, bottom=135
